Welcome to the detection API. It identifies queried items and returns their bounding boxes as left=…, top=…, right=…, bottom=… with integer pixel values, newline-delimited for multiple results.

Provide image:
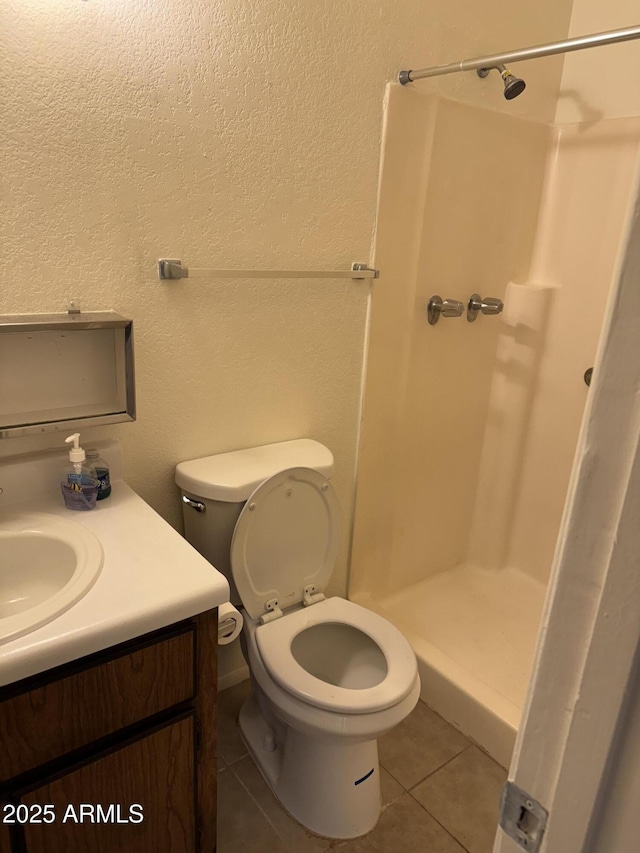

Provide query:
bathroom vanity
left=0, top=610, right=217, bottom=852
left=0, top=442, right=229, bottom=852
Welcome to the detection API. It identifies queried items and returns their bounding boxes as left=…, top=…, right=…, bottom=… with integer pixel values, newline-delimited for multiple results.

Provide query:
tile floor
left=217, top=681, right=507, bottom=853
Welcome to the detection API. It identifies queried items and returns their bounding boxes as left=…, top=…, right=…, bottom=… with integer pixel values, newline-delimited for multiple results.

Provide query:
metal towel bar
left=158, top=259, right=379, bottom=281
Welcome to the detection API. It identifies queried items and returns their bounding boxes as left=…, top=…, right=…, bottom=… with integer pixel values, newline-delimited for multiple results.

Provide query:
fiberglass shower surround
left=351, top=23, right=640, bottom=770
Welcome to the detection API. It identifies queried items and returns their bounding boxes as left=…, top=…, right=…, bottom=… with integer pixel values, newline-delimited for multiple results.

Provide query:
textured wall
left=2, top=0, right=573, bottom=598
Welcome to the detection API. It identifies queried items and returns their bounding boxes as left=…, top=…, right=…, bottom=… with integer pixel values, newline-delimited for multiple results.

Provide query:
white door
left=493, top=185, right=640, bottom=852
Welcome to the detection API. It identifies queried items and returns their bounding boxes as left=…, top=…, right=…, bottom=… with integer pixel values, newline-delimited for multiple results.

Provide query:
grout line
left=226, top=756, right=287, bottom=841
left=378, top=762, right=406, bottom=791
left=408, top=793, right=472, bottom=853
left=222, top=750, right=249, bottom=766
left=407, top=745, right=472, bottom=791
left=382, top=785, right=405, bottom=809
left=227, top=754, right=334, bottom=851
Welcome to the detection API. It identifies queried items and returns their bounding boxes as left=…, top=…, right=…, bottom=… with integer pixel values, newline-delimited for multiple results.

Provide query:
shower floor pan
left=352, top=564, right=546, bottom=768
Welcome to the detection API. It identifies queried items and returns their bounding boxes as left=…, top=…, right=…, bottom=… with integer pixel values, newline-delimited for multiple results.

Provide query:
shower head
left=501, top=66, right=526, bottom=99
left=477, top=64, right=526, bottom=100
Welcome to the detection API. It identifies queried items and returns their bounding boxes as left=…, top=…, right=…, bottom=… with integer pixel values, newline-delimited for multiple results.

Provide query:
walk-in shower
left=350, top=25, right=640, bottom=768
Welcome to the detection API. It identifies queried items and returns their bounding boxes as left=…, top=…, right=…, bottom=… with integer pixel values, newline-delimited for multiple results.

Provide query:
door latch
left=499, top=781, right=548, bottom=852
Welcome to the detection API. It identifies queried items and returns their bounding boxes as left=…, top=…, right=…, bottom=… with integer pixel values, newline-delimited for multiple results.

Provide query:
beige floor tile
left=380, top=766, right=404, bottom=808
left=231, top=755, right=333, bottom=852
left=378, top=700, right=470, bottom=789
left=218, top=679, right=252, bottom=765
left=332, top=793, right=465, bottom=853
left=411, top=745, right=506, bottom=853
left=217, top=767, right=289, bottom=853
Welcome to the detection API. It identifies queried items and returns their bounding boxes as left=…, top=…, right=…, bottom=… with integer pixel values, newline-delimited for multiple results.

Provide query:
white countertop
left=0, top=481, right=230, bottom=687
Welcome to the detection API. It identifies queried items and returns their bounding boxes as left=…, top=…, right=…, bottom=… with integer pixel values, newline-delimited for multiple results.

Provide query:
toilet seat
left=231, top=465, right=418, bottom=715
left=230, top=467, right=341, bottom=621
left=255, top=597, right=418, bottom=714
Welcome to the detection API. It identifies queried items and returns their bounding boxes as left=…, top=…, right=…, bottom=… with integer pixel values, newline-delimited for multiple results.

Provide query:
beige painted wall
left=1, top=0, right=575, bottom=601
left=556, top=0, right=640, bottom=123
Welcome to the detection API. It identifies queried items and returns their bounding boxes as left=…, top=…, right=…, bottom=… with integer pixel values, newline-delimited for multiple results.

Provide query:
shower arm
left=399, top=24, right=640, bottom=84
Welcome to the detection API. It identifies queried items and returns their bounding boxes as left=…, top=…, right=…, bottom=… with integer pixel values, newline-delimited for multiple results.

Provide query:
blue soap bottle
left=61, top=433, right=99, bottom=511
left=86, top=447, right=111, bottom=500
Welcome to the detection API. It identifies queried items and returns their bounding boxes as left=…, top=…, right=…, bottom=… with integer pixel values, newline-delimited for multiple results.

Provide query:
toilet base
left=238, top=694, right=381, bottom=839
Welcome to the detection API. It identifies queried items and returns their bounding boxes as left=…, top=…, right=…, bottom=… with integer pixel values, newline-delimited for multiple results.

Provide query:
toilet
left=176, top=439, right=420, bottom=839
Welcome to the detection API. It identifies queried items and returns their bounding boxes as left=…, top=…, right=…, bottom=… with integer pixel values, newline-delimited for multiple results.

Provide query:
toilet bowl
left=241, top=599, right=420, bottom=838
left=176, top=440, right=420, bottom=839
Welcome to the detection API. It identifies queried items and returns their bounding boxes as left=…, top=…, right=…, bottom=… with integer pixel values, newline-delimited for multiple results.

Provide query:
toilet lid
left=230, top=467, right=341, bottom=621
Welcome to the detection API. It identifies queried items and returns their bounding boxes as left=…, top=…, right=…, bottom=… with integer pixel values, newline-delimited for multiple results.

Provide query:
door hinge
left=499, top=781, right=548, bottom=852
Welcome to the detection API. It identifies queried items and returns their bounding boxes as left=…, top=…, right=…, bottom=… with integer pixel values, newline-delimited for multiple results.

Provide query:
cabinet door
left=1, top=627, right=194, bottom=781
left=21, top=715, right=195, bottom=853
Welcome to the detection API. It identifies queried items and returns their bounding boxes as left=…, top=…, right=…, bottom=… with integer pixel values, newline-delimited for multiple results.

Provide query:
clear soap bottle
left=86, top=447, right=111, bottom=500
left=61, top=433, right=99, bottom=511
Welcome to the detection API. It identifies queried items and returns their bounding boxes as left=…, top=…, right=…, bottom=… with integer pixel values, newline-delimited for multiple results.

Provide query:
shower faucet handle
left=441, top=298, right=466, bottom=317
left=427, top=296, right=465, bottom=325
left=467, top=293, right=504, bottom=322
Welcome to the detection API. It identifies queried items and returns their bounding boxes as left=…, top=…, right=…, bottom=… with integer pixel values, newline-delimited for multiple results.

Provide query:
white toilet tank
left=176, top=439, right=334, bottom=605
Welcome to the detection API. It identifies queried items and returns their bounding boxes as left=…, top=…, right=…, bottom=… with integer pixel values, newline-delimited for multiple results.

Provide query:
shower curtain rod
left=399, top=24, right=640, bottom=84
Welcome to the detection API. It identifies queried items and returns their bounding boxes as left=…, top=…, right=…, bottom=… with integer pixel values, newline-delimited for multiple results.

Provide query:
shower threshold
left=352, top=564, right=546, bottom=768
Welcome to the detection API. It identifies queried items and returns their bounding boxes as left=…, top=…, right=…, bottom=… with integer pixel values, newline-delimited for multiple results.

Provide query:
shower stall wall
left=349, top=86, right=640, bottom=766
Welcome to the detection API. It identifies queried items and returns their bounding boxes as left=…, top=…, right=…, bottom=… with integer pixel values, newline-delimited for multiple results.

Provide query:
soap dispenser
left=61, top=433, right=99, bottom=511
left=86, top=447, right=111, bottom=500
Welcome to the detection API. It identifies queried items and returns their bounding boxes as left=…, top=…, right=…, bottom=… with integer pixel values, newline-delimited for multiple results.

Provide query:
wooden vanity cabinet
left=0, top=609, right=218, bottom=853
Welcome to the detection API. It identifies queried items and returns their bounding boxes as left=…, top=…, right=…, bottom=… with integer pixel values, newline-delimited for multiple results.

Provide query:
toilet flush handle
left=182, top=495, right=206, bottom=513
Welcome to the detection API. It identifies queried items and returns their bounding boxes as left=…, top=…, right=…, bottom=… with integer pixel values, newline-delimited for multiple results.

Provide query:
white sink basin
left=0, top=511, right=103, bottom=644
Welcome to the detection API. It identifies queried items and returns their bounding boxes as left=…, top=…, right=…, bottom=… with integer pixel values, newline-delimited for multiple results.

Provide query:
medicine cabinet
left=0, top=313, right=135, bottom=438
